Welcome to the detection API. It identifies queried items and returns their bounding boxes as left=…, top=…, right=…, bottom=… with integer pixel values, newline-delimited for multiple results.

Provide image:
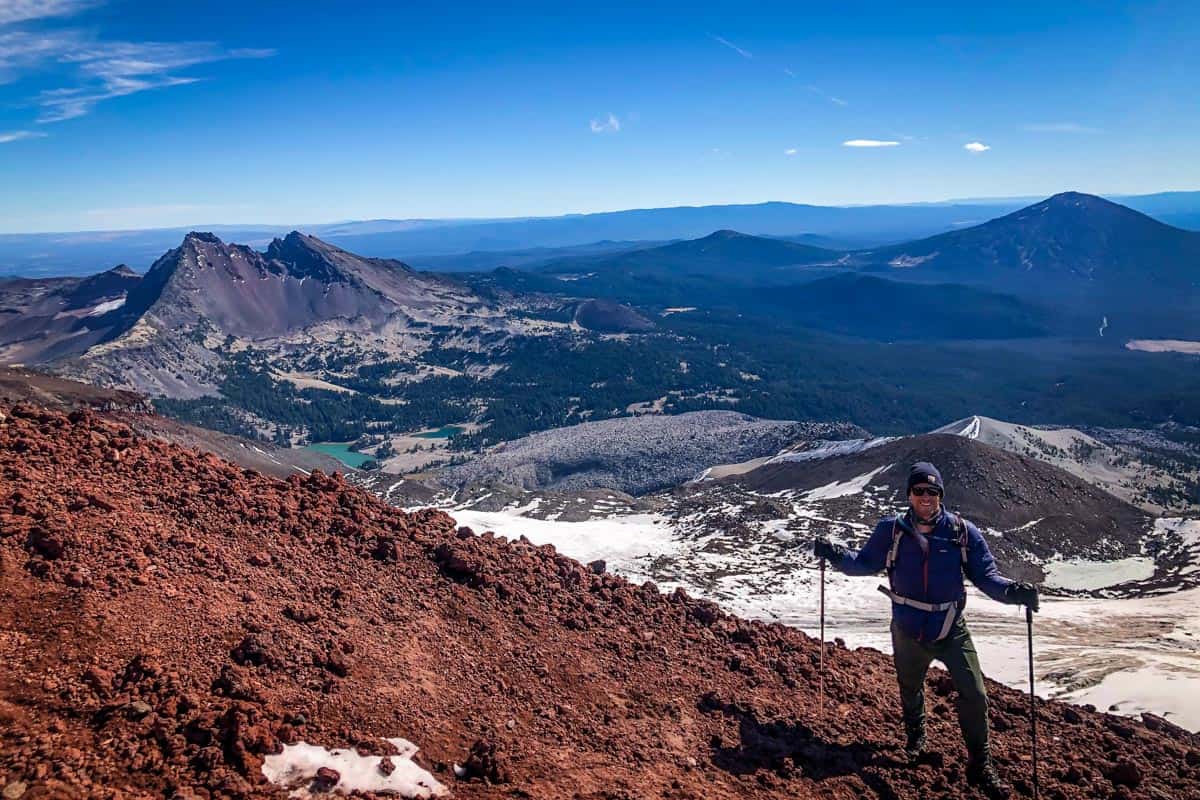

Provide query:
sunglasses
left=910, top=486, right=942, bottom=497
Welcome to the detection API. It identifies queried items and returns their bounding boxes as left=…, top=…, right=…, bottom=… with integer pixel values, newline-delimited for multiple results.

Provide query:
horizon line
left=3, top=187, right=1198, bottom=237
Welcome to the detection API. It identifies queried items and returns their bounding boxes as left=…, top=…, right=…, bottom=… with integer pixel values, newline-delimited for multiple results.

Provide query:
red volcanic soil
left=1, top=401, right=1198, bottom=799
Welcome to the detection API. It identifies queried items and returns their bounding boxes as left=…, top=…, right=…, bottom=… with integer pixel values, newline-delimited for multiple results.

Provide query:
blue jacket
left=836, top=509, right=1015, bottom=642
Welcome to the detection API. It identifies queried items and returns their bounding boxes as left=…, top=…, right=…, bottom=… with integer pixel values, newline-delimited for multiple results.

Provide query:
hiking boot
left=903, top=724, right=926, bottom=761
left=967, top=757, right=1011, bottom=799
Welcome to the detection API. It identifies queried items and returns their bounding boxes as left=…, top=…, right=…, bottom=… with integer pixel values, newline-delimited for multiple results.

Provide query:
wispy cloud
left=1022, top=122, right=1103, bottom=134
left=843, top=139, right=899, bottom=148
left=709, top=34, right=752, bottom=60
left=33, top=40, right=275, bottom=122
left=589, top=112, right=620, bottom=134
left=0, top=129, right=46, bottom=143
left=784, top=148, right=797, bottom=156
left=803, top=84, right=848, bottom=107
left=963, top=141, right=990, bottom=153
left=0, top=0, right=95, bottom=25
left=0, top=6, right=275, bottom=123
left=0, top=30, right=77, bottom=83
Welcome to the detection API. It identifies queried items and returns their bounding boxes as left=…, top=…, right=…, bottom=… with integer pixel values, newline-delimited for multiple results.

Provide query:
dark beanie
left=908, top=462, right=944, bottom=494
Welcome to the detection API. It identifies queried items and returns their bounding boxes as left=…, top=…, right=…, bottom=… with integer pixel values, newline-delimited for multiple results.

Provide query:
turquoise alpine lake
left=304, top=442, right=374, bottom=468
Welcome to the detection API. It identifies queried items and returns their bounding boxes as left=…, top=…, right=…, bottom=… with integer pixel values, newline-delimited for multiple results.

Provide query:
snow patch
left=261, top=737, right=447, bottom=798
left=1125, top=339, right=1200, bottom=355
left=767, top=437, right=896, bottom=465
left=888, top=252, right=937, bottom=268
left=88, top=297, right=126, bottom=315
left=801, top=464, right=891, bottom=501
left=449, top=507, right=673, bottom=580
left=956, top=416, right=981, bottom=439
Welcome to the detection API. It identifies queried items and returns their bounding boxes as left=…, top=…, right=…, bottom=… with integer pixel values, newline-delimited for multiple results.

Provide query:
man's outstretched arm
left=814, top=520, right=892, bottom=576
left=964, top=522, right=1039, bottom=610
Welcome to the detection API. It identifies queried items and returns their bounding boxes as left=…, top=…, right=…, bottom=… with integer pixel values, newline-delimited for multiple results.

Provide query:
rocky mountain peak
left=265, top=231, right=357, bottom=283
left=182, top=231, right=225, bottom=246
left=1008, top=190, right=1169, bottom=230
left=862, top=192, right=1200, bottom=306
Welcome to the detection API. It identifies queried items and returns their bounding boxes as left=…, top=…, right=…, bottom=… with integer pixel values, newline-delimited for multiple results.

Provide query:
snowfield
left=1041, top=555, right=1157, bottom=591
left=449, top=504, right=1200, bottom=731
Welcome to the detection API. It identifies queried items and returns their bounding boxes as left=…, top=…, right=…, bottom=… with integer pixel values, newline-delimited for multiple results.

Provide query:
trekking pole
left=818, top=556, right=826, bottom=719
left=1026, top=606, right=1039, bottom=799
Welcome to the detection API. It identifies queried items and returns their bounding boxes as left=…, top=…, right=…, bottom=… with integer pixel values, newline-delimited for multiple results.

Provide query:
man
left=814, top=462, right=1038, bottom=799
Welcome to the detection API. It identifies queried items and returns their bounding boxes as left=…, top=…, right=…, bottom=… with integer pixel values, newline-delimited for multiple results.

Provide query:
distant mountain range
left=6, top=191, right=1198, bottom=364
left=502, top=192, right=1200, bottom=340
left=538, top=229, right=842, bottom=283
left=3, top=190, right=1200, bottom=452
left=4, top=189, right=1199, bottom=277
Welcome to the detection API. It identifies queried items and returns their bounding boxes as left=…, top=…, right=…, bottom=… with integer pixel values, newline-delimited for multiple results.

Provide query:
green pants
left=891, top=615, right=990, bottom=760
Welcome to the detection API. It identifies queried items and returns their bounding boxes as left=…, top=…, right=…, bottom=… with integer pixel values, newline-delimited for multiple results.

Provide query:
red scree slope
left=0, top=401, right=1198, bottom=799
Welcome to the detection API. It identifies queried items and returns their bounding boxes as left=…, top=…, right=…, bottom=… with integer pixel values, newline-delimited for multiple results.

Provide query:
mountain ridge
left=8, top=188, right=1200, bottom=277
left=536, top=228, right=842, bottom=284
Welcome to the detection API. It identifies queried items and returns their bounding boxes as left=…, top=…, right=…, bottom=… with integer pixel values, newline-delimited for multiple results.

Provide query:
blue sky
left=1, top=0, right=1198, bottom=232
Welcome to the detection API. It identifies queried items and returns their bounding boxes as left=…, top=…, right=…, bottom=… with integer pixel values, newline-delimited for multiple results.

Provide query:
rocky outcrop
left=444, top=411, right=867, bottom=495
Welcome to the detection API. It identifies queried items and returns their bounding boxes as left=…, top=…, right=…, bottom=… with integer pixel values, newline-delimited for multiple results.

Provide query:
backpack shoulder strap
left=885, top=516, right=903, bottom=581
left=953, top=512, right=969, bottom=568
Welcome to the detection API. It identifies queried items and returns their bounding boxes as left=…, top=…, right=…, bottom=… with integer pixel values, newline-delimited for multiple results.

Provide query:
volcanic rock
left=0, top=399, right=1197, bottom=800
left=313, top=766, right=340, bottom=789
left=1106, top=759, right=1144, bottom=788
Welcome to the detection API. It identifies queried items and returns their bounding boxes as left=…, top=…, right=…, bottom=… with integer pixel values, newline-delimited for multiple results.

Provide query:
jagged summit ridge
left=55, top=229, right=492, bottom=397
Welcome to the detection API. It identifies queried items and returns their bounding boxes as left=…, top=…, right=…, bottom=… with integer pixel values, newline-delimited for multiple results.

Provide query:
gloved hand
left=813, top=536, right=847, bottom=562
left=1006, top=581, right=1039, bottom=612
